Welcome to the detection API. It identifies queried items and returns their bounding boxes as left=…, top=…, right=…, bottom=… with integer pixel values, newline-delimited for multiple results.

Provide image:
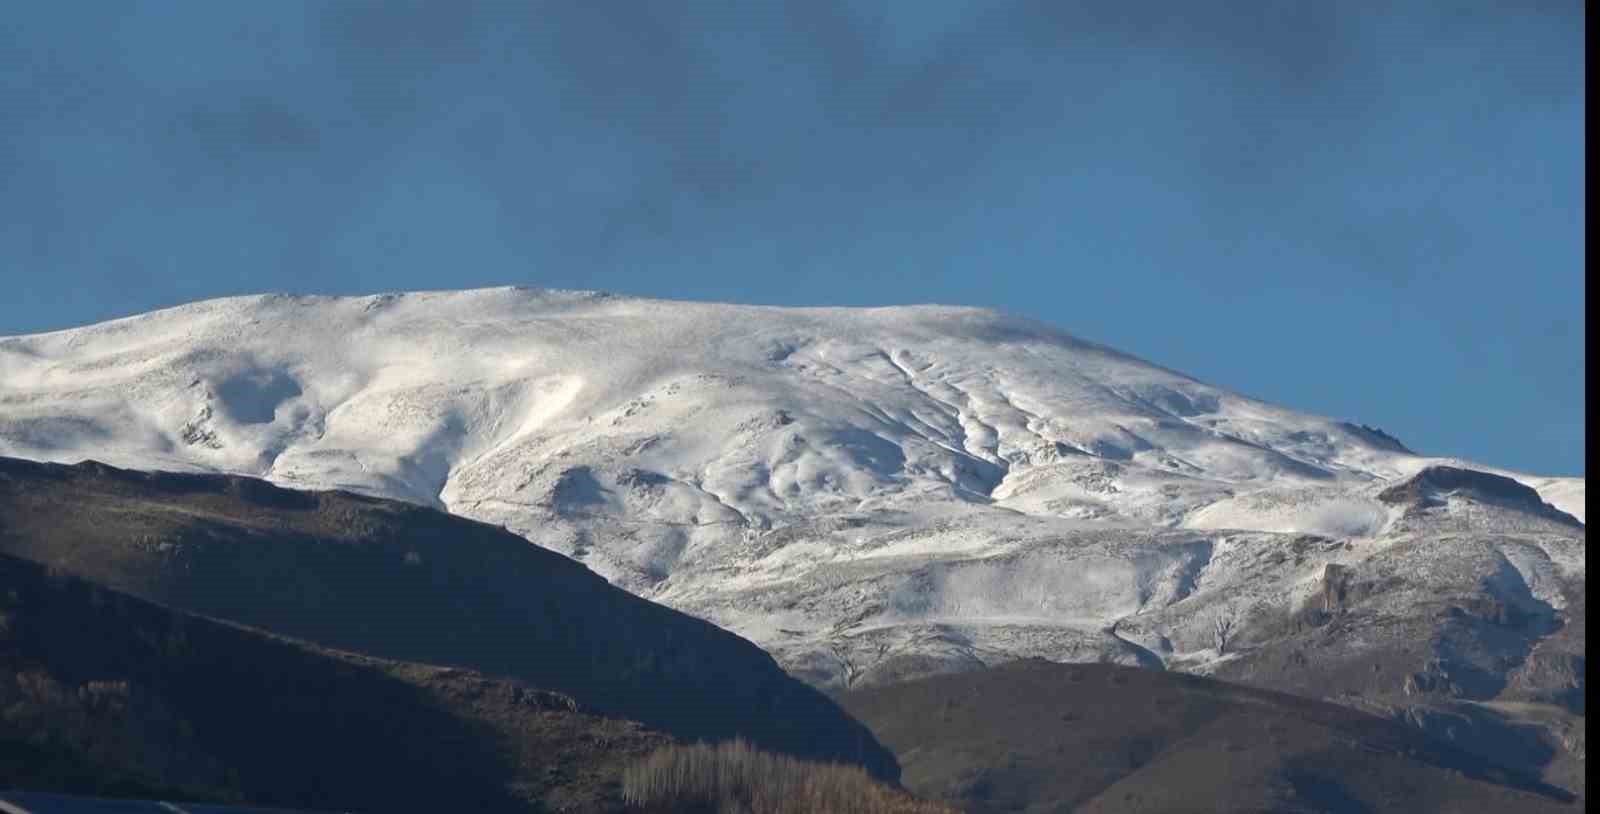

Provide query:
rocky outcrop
left=1318, top=562, right=1352, bottom=612
left=1503, top=593, right=1586, bottom=715
left=1378, top=466, right=1582, bottom=526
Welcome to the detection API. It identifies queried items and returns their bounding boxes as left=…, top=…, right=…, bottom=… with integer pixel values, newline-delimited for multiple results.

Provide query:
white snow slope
left=0, top=288, right=1584, bottom=688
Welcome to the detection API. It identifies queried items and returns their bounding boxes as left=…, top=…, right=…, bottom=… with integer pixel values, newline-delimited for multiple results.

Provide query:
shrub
left=621, top=739, right=953, bottom=814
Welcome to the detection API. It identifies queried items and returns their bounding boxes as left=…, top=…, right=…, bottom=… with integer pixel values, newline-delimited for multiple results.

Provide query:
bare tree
left=1211, top=608, right=1236, bottom=654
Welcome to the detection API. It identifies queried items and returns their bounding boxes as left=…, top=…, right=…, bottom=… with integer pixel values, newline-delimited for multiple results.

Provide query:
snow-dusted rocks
left=0, top=288, right=1583, bottom=701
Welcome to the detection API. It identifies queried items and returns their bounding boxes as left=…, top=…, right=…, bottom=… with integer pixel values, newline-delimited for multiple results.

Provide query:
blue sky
left=1, top=2, right=1584, bottom=475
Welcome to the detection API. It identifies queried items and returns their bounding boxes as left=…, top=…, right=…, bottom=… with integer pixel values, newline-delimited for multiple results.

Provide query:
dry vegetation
left=622, top=739, right=957, bottom=814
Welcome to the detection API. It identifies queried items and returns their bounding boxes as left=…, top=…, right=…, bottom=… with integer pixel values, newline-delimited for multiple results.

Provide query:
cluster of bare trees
left=622, top=738, right=956, bottom=814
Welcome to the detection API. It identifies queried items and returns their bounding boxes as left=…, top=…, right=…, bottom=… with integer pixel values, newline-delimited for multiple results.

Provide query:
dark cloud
left=142, top=0, right=1558, bottom=285
left=0, top=1, right=1584, bottom=473
left=181, top=99, right=321, bottom=161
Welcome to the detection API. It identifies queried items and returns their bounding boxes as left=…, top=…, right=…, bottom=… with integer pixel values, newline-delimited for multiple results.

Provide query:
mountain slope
left=0, top=289, right=1582, bottom=772
left=0, top=549, right=672, bottom=812
left=839, top=659, right=1576, bottom=813
left=0, top=455, right=897, bottom=782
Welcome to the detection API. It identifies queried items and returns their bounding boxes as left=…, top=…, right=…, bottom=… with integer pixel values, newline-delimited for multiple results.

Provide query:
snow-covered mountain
left=0, top=288, right=1583, bottom=693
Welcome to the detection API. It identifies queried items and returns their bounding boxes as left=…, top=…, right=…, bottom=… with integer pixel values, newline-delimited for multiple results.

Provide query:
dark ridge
left=0, top=551, right=670, bottom=812
left=841, top=658, right=1576, bottom=814
left=1337, top=421, right=1413, bottom=453
left=0, top=455, right=900, bottom=784
left=1376, top=465, right=1582, bottom=526
left=12, top=457, right=325, bottom=511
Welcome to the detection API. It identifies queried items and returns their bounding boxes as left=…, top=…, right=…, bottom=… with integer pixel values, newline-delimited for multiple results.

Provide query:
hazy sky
left=2, top=2, right=1584, bottom=475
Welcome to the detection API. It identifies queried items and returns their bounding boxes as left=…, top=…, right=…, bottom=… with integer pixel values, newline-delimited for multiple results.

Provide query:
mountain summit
left=0, top=289, right=1582, bottom=703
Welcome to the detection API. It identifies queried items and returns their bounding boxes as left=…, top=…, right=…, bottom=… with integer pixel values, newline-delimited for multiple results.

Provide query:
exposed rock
left=1378, top=466, right=1582, bottom=526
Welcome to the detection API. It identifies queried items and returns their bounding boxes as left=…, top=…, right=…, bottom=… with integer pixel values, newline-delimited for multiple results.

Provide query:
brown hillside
left=0, top=456, right=898, bottom=783
left=840, top=658, right=1577, bottom=813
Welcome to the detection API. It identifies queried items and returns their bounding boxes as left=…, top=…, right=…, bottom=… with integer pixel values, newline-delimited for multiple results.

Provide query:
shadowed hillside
left=0, top=550, right=671, bottom=812
left=840, top=659, right=1577, bottom=813
left=0, top=456, right=898, bottom=783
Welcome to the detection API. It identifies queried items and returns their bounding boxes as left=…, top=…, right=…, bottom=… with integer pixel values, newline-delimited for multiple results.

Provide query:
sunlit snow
left=0, top=288, right=1583, bottom=687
